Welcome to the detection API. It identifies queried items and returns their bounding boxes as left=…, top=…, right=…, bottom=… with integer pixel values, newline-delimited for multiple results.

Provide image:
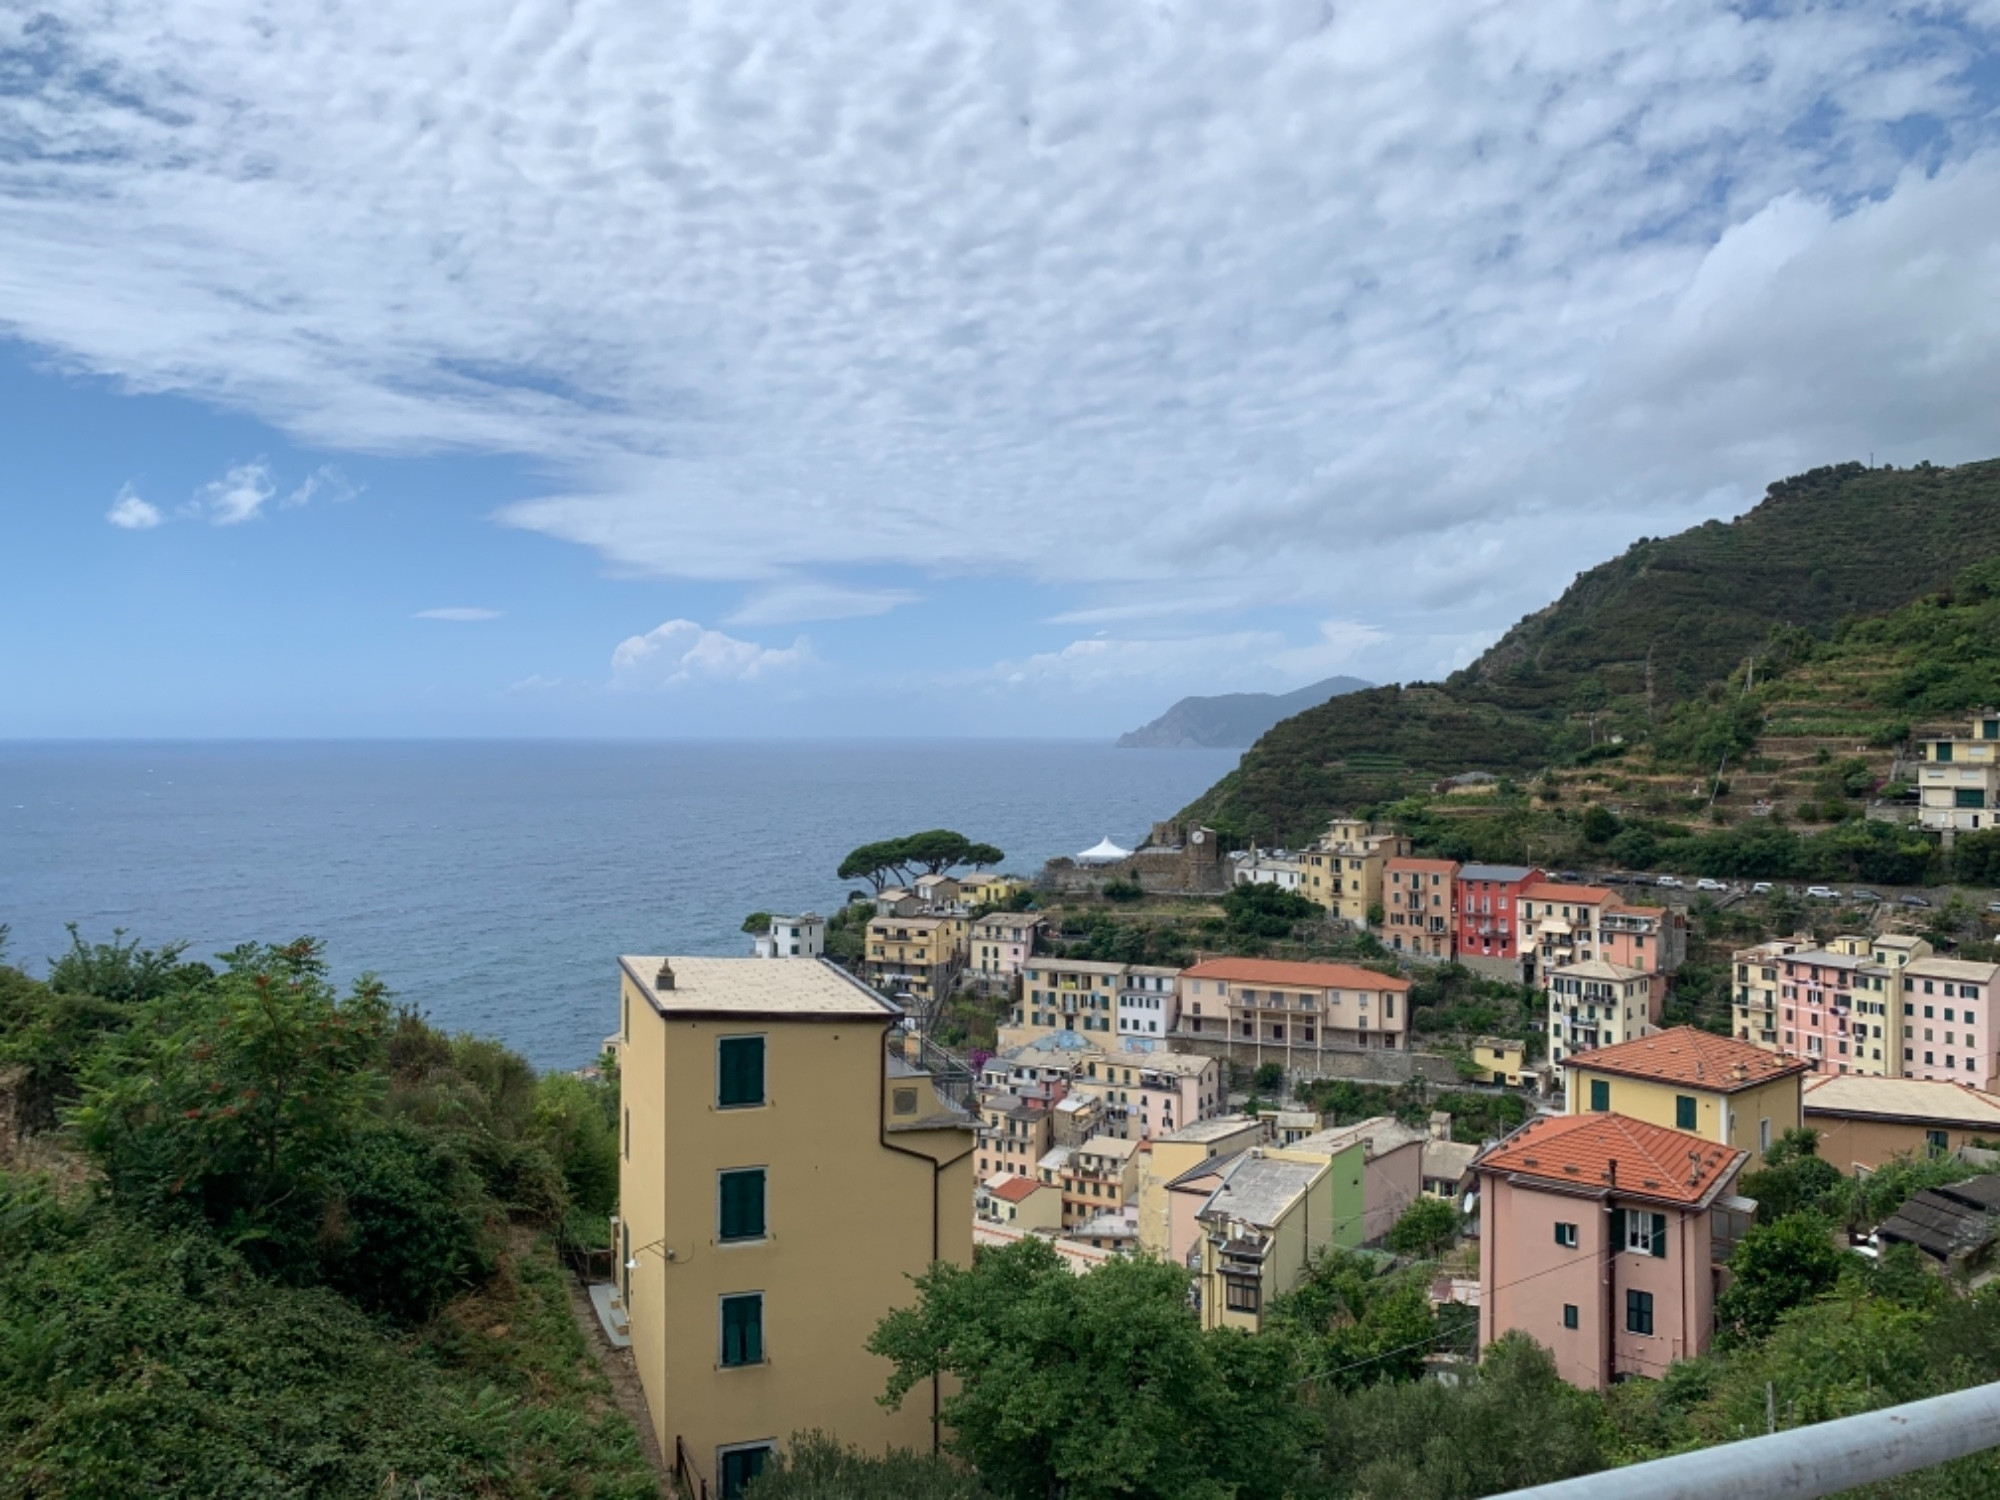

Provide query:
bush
left=1386, top=1197, right=1459, bottom=1259
left=747, top=1432, right=988, bottom=1500
left=1101, top=879, right=1143, bottom=903
left=319, top=1124, right=496, bottom=1322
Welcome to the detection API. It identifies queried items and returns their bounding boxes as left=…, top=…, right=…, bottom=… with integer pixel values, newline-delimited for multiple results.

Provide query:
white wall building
left=1117, top=965, right=1181, bottom=1037
left=1231, top=849, right=1305, bottom=891
left=1916, top=713, right=2000, bottom=833
left=752, top=914, right=825, bottom=959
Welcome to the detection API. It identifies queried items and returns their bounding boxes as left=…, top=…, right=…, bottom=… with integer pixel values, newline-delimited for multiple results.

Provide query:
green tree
left=1715, top=1214, right=1845, bottom=1345
left=1581, top=804, right=1620, bottom=845
left=1387, top=1197, right=1460, bottom=1260
left=746, top=1432, right=988, bottom=1500
left=1252, top=1062, right=1286, bottom=1094
left=1222, top=882, right=1321, bottom=938
left=868, top=1237, right=1312, bottom=1500
left=742, top=911, right=773, bottom=934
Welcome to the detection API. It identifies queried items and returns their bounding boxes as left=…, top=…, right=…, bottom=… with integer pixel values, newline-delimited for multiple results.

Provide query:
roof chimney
left=655, top=958, right=676, bottom=991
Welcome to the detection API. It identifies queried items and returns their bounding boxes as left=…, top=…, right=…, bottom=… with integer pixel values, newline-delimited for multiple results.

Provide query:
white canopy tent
left=1076, top=836, right=1133, bottom=864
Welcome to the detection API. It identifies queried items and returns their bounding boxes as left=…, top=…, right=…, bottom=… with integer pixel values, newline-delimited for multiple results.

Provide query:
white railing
left=1492, top=1379, right=2000, bottom=1499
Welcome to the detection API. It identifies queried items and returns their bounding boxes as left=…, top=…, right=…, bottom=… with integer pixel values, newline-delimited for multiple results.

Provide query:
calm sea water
left=0, top=741, right=1238, bottom=1069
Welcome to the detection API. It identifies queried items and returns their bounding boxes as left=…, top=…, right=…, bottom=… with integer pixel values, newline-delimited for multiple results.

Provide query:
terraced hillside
left=1183, top=459, right=2000, bottom=844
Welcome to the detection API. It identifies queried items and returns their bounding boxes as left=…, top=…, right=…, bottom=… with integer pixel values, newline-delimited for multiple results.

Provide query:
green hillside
left=1183, top=458, right=2000, bottom=843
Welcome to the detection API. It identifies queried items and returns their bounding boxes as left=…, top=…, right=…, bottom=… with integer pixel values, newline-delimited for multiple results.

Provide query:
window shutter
left=1651, top=1212, right=1668, bottom=1258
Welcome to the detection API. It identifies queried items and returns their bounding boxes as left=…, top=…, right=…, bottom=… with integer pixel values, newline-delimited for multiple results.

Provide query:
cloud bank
left=610, top=620, right=810, bottom=687
left=6, top=1, right=2000, bottom=685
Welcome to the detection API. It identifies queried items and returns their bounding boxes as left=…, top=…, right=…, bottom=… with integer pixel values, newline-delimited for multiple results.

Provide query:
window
left=1589, top=1079, right=1610, bottom=1112
left=1675, top=1095, right=1697, bottom=1131
left=719, top=1444, right=774, bottom=1500
left=622, top=990, right=630, bottom=1043
left=719, top=1169, right=767, bottom=1242
left=1760, top=1118, right=1771, bottom=1154
left=718, top=1036, right=766, bottom=1108
left=720, top=1293, right=764, bottom=1366
left=1928, top=1129, right=1950, bottom=1156
left=1554, top=1221, right=1578, bottom=1248
left=1224, top=1277, right=1261, bottom=1313
left=1626, top=1289, right=1655, bottom=1336
left=1623, top=1209, right=1668, bottom=1258
left=1562, top=1304, right=1579, bottom=1330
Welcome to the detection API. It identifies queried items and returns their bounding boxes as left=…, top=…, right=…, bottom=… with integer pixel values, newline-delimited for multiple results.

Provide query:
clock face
left=1191, top=831, right=1205, bottom=844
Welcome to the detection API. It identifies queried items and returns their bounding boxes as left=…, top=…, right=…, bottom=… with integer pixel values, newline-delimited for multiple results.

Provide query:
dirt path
left=565, top=1274, right=672, bottom=1497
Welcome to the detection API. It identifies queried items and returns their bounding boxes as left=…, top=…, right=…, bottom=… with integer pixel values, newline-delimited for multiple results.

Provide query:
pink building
left=1776, top=946, right=1895, bottom=1076
left=970, top=913, right=1044, bottom=979
left=1904, top=957, right=2000, bottom=1087
left=1519, top=883, right=1687, bottom=985
left=1476, top=1112, right=1749, bottom=1391
left=1384, top=856, right=1459, bottom=959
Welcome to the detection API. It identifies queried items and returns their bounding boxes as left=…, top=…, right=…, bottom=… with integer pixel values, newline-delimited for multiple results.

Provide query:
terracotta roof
left=1804, top=1074, right=2000, bottom=1129
left=1476, top=1112, right=1746, bottom=1207
left=1182, top=957, right=1411, bottom=991
left=1520, top=882, right=1616, bottom=904
left=1389, top=856, right=1460, bottom=872
left=989, top=1175, right=1046, bottom=1203
left=1567, top=1025, right=1809, bottom=1092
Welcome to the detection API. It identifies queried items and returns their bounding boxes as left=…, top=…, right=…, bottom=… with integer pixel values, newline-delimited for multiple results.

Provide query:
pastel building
left=977, top=1174, right=1063, bottom=1233
left=1303, top=817, right=1413, bottom=929
left=1565, top=1026, right=1807, bottom=1160
left=1287, top=1116, right=1427, bottom=1244
left=862, top=912, right=967, bottom=1007
left=1078, top=1046, right=1221, bottom=1140
left=1915, top=712, right=2000, bottom=833
left=751, top=915, right=825, bottom=960
left=1519, top=885, right=1686, bottom=986
left=1805, top=1074, right=2000, bottom=1170
left=615, top=956, right=976, bottom=1498
left=1772, top=946, right=1901, bottom=1076
left=1136, top=1116, right=1266, bottom=1263
left=1194, top=1146, right=1361, bottom=1331
left=1384, top=856, right=1459, bottom=959
left=1903, top=957, right=2000, bottom=1087
left=1546, top=960, right=1661, bottom=1067
left=1476, top=1113, right=1749, bottom=1391
left=1061, top=1134, right=1141, bottom=1229
left=1178, top=957, right=1413, bottom=1055
left=1013, top=957, right=1128, bottom=1038
left=1117, top=964, right=1180, bottom=1037
left=969, top=913, right=1043, bottom=980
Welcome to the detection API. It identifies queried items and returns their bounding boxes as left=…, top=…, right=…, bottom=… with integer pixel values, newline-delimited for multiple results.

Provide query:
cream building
left=1302, top=817, right=1412, bottom=928
left=615, top=956, right=975, bottom=1499
left=1916, top=712, right=2000, bottom=832
left=1545, top=960, right=1660, bottom=1069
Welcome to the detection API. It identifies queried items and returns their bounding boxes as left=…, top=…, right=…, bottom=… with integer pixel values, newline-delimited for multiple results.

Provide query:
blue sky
left=5, top=1, right=2000, bottom=738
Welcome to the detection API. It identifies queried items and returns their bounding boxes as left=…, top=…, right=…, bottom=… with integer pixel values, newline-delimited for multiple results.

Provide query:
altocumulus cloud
left=187, top=463, right=276, bottom=526
left=610, top=620, right=810, bottom=688
left=6, top=2, right=2000, bottom=681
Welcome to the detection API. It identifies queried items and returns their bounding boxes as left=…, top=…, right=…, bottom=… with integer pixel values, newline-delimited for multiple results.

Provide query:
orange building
left=1384, top=857, right=1458, bottom=959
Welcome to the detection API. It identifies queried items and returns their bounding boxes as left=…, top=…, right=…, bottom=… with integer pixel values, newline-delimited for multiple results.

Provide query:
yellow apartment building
left=1193, top=1144, right=1361, bottom=1331
left=960, top=872, right=1028, bottom=909
left=1468, top=1036, right=1529, bottom=1086
left=1135, top=1116, right=1265, bottom=1259
left=615, top=956, right=975, bottom=1499
left=1061, top=1133, right=1140, bottom=1228
left=862, top=911, right=967, bottom=1006
left=1012, top=957, right=1127, bottom=1039
left=1302, top=817, right=1411, bottom=927
left=1567, top=1025, right=1807, bottom=1159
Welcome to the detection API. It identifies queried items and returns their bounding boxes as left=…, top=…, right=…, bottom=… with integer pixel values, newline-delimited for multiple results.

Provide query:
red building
left=1454, top=863, right=1544, bottom=976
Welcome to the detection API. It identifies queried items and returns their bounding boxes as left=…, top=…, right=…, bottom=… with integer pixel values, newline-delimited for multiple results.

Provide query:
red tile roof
left=989, top=1176, right=1045, bottom=1202
left=1183, top=958, right=1411, bottom=991
left=1568, top=1025, right=1810, bottom=1092
left=1389, top=857, right=1460, bottom=872
left=1520, top=882, right=1616, bottom=904
left=1476, top=1112, right=1746, bottom=1206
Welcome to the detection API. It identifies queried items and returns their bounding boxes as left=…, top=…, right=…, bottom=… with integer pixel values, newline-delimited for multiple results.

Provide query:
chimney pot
left=656, top=958, right=676, bottom=991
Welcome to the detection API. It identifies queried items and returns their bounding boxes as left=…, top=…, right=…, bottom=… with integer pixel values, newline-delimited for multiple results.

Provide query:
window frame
left=1554, top=1221, right=1579, bottom=1248
left=719, top=1292, right=765, bottom=1368
left=718, top=1442, right=776, bottom=1500
left=1562, top=1303, right=1579, bottom=1330
left=1588, top=1079, right=1610, bottom=1112
left=1223, top=1276, right=1262, bottom=1313
left=718, top=1167, right=768, bottom=1244
left=717, top=1034, right=768, bottom=1110
left=1626, top=1288, right=1655, bottom=1336
left=1675, top=1094, right=1697, bottom=1131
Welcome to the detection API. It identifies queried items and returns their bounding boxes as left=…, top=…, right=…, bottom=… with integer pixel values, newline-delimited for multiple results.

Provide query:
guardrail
left=673, top=1435, right=710, bottom=1500
left=1491, top=1379, right=2000, bottom=1500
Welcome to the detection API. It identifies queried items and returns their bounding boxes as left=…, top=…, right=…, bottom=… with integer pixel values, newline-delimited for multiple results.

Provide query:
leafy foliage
left=1715, top=1214, right=1846, bottom=1345
left=1386, top=1197, right=1460, bottom=1260
left=837, top=831, right=1005, bottom=890
left=748, top=1432, right=988, bottom=1500
left=1222, top=881, right=1323, bottom=938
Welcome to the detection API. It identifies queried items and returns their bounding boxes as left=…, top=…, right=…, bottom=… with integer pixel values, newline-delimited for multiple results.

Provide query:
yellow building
left=1804, top=1073, right=2000, bottom=1170
left=1731, top=937, right=1803, bottom=1051
left=1135, top=1116, right=1265, bottom=1259
left=1301, top=817, right=1411, bottom=927
left=1012, top=957, right=1127, bottom=1039
left=862, top=911, right=968, bottom=1005
left=1567, top=1025, right=1808, bottom=1159
left=960, top=872, right=1029, bottom=909
left=1061, top=1133, right=1140, bottom=1228
left=1468, top=1036, right=1529, bottom=1086
left=615, top=956, right=975, bottom=1499
left=978, top=1175, right=1064, bottom=1232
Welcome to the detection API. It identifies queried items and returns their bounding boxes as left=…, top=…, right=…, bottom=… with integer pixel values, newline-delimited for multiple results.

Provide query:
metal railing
left=673, top=1435, right=710, bottom=1500
left=1492, top=1379, right=2000, bottom=1499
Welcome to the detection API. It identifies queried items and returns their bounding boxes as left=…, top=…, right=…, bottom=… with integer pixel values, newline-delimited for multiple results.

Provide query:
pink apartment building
left=970, top=913, right=1044, bottom=979
left=1519, top=884, right=1687, bottom=985
left=1477, top=1112, right=1749, bottom=1391
left=1776, top=946, right=1898, bottom=1076
left=1384, top=857, right=1459, bottom=959
left=1904, top=957, right=2000, bottom=1086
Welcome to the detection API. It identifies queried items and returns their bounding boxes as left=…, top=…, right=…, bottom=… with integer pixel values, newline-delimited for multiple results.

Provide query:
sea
left=0, top=740, right=1239, bottom=1070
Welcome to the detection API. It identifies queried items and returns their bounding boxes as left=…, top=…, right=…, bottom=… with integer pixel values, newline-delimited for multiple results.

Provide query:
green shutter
left=720, top=1169, right=766, bottom=1241
left=1651, top=1212, right=1668, bottom=1258
left=719, top=1036, right=765, bottom=1107
left=1589, top=1079, right=1610, bottom=1112
left=1675, top=1094, right=1696, bottom=1130
left=721, top=1294, right=763, bottom=1366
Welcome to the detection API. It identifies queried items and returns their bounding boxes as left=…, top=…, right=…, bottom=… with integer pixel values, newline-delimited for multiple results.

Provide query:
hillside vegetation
left=1182, top=459, right=2000, bottom=843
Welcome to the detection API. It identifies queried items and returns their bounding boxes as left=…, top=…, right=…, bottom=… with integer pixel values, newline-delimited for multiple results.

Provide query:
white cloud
left=985, top=618, right=1384, bottom=696
left=105, top=483, right=162, bottom=530
left=188, top=463, right=276, bottom=526
left=725, top=582, right=920, bottom=626
left=285, top=464, right=363, bottom=508
left=610, top=619, right=810, bottom=688
left=2, top=0, right=1998, bottom=674
left=414, top=606, right=502, bottom=621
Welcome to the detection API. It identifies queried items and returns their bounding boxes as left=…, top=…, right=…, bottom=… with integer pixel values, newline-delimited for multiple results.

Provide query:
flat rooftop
left=620, top=955, right=898, bottom=1019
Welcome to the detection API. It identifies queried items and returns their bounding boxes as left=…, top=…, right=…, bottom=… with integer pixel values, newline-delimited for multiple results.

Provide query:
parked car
left=1751, top=881, right=1774, bottom=894
left=1554, top=870, right=1585, bottom=884
left=1902, top=894, right=1933, bottom=909
left=1805, top=885, right=1841, bottom=900
left=1988, top=900, right=2000, bottom=915
left=1851, top=889, right=1882, bottom=903
left=1695, top=878, right=1728, bottom=892
left=1656, top=875, right=1684, bottom=889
